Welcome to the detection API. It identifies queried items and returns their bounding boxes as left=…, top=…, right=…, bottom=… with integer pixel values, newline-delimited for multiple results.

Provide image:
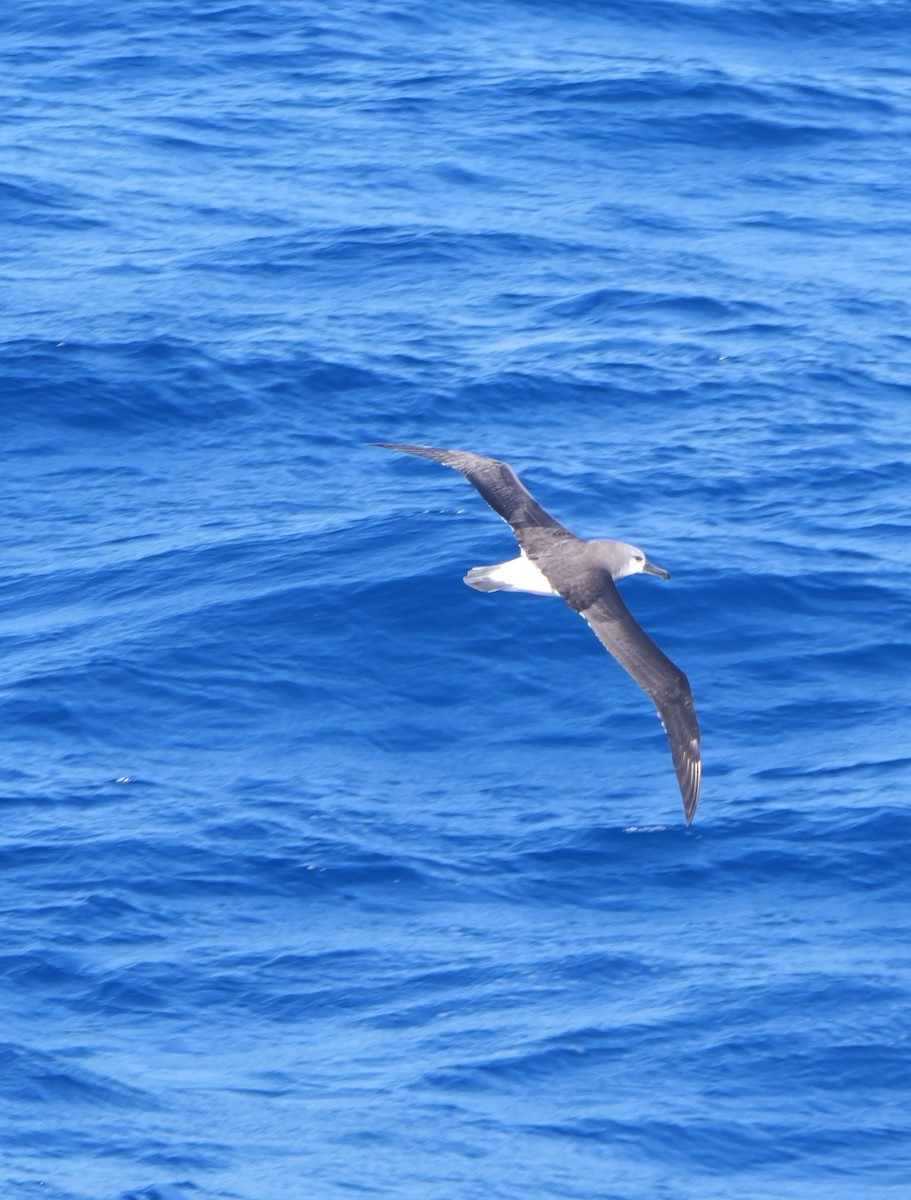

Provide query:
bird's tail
left=463, top=556, right=558, bottom=596
left=464, top=565, right=506, bottom=592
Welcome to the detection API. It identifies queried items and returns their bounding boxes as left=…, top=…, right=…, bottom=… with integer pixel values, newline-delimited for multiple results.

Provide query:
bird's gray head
left=591, top=539, right=671, bottom=582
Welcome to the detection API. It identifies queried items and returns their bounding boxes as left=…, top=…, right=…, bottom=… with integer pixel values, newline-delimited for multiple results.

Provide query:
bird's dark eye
left=635, top=554, right=644, bottom=562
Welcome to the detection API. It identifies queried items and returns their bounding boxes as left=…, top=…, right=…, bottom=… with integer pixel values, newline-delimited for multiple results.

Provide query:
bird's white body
left=465, top=552, right=557, bottom=595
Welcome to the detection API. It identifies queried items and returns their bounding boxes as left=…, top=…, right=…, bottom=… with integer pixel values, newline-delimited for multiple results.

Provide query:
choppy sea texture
left=3, top=1, right=911, bottom=1197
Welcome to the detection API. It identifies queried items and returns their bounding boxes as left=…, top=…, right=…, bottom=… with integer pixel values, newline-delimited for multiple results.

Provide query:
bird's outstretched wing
left=372, top=442, right=571, bottom=543
left=580, top=581, right=701, bottom=824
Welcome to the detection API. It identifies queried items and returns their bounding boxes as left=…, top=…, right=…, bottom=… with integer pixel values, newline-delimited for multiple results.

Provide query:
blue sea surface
left=3, top=1, right=911, bottom=1197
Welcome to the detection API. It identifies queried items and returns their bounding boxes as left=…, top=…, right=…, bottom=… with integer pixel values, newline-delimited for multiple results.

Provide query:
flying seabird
left=374, top=443, right=701, bottom=825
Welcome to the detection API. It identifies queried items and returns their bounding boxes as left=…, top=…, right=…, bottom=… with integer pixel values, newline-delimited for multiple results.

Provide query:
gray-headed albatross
left=374, top=442, right=701, bottom=825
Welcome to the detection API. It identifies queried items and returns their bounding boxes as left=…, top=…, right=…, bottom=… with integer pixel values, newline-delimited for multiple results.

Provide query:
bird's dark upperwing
left=580, top=579, right=701, bottom=824
left=372, top=443, right=570, bottom=544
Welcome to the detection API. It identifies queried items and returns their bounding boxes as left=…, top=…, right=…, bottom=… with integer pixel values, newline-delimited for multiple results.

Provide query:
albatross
left=374, top=442, right=701, bottom=825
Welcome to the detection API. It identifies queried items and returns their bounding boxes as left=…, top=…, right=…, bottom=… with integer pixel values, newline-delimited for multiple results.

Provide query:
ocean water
left=3, top=1, right=911, bottom=1197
